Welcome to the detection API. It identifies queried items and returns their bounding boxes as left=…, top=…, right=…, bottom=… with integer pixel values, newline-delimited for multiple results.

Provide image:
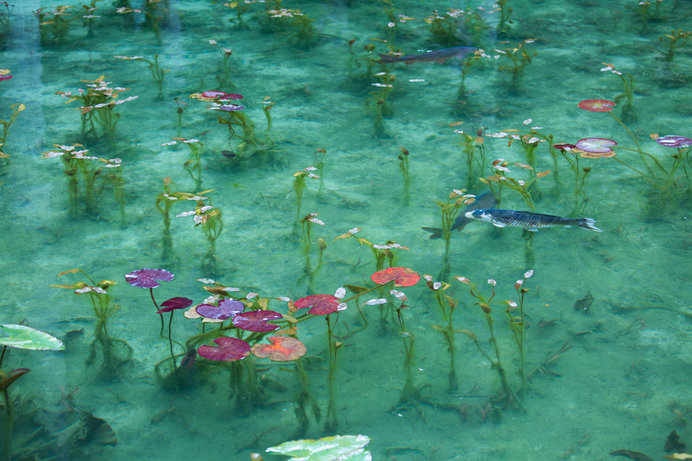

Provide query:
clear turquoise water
left=1, top=0, right=691, bottom=459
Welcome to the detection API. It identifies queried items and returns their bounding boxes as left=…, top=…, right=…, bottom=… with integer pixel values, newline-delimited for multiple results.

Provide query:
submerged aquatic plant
left=157, top=296, right=193, bottom=367
left=599, top=64, right=637, bottom=123
left=452, top=123, right=487, bottom=189
left=263, top=5, right=315, bottom=48
left=125, top=267, right=175, bottom=337
left=495, top=39, right=536, bottom=93
left=298, top=212, right=325, bottom=292
left=34, top=5, right=74, bottom=45
left=397, top=147, right=411, bottom=204
left=52, top=268, right=132, bottom=379
left=335, top=227, right=409, bottom=272
left=56, top=76, right=139, bottom=143
left=424, top=275, right=459, bottom=393
left=657, top=29, right=690, bottom=62
left=553, top=143, right=591, bottom=214
left=114, top=55, right=169, bottom=98
left=208, top=39, right=234, bottom=86
left=432, top=189, right=474, bottom=281
left=505, top=269, right=534, bottom=395
left=0, top=102, right=24, bottom=173
left=41, top=143, right=124, bottom=220
left=176, top=198, right=224, bottom=276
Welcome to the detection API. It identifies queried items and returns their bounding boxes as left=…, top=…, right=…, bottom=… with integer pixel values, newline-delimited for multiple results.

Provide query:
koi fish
left=422, top=191, right=498, bottom=239
left=465, top=209, right=602, bottom=232
left=378, top=46, right=477, bottom=64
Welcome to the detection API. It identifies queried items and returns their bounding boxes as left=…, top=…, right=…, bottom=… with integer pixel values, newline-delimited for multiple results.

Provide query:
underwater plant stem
left=1, top=388, right=13, bottom=461
left=610, top=155, right=647, bottom=178
left=167, top=312, right=177, bottom=368
left=149, top=288, right=165, bottom=338
left=325, top=315, right=339, bottom=432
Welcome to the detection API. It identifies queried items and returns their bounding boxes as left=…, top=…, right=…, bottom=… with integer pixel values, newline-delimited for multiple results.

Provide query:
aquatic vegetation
left=208, top=39, right=234, bottom=87
left=553, top=143, right=592, bottom=214
left=658, top=29, right=690, bottom=62
left=56, top=76, right=139, bottom=143
left=114, top=54, right=169, bottom=98
left=451, top=124, right=486, bottom=189
left=157, top=296, right=193, bottom=367
left=636, top=0, right=665, bottom=33
left=335, top=227, right=409, bottom=272
left=505, top=269, right=534, bottom=395
left=495, top=39, right=536, bottom=93
left=424, top=275, right=459, bottom=392
left=292, top=166, right=320, bottom=224
left=163, top=137, right=205, bottom=191
left=480, top=158, right=550, bottom=212
left=425, top=9, right=462, bottom=47
left=0, top=102, right=24, bottom=173
left=397, top=147, right=410, bottom=204
left=263, top=434, right=372, bottom=460
left=52, top=268, right=132, bottom=379
left=34, top=5, right=73, bottom=45
left=176, top=197, right=224, bottom=276
left=496, top=0, right=513, bottom=37
left=0, top=3, right=12, bottom=48
left=173, top=97, right=187, bottom=137
left=41, top=143, right=124, bottom=219
left=455, top=276, right=520, bottom=408
left=125, top=267, right=175, bottom=337
left=298, top=212, right=325, bottom=292
left=599, top=63, right=637, bottom=123
left=261, top=4, right=316, bottom=48
left=432, top=189, right=473, bottom=280
left=367, top=70, right=396, bottom=137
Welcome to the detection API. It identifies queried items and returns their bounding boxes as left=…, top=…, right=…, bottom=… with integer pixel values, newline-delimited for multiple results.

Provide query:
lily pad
left=252, top=336, right=306, bottom=361
left=575, top=138, right=617, bottom=154
left=294, top=295, right=340, bottom=315
left=197, top=337, right=250, bottom=361
left=266, top=434, right=372, bottom=461
left=371, top=267, right=421, bottom=287
left=656, top=135, right=692, bottom=148
left=0, top=324, right=65, bottom=351
left=157, top=297, right=193, bottom=314
left=578, top=99, right=615, bottom=112
left=196, top=298, right=244, bottom=320
left=232, top=310, right=282, bottom=332
left=124, top=268, right=174, bottom=288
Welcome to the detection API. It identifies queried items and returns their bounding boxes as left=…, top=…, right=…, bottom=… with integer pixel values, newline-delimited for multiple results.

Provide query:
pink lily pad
left=156, top=297, right=193, bottom=314
left=125, top=268, right=174, bottom=288
left=575, top=138, right=617, bottom=154
left=198, top=337, right=250, bottom=362
left=656, top=135, right=692, bottom=148
left=578, top=99, right=615, bottom=112
left=196, top=298, right=244, bottom=320
left=371, top=267, right=421, bottom=287
left=232, top=310, right=282, bottom=332
left=294, top=295, right=340, bottom=315
left=252, top=336, right=306, bottom=361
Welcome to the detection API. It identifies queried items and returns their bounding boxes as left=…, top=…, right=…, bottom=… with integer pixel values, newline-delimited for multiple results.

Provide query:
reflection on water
left=0, top=0, right=691, bottom=459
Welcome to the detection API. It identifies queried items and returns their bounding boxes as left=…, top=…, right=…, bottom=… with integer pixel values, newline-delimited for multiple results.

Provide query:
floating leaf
left=575, top=138, right=617, bottom=155
left=0, top=324, right=65, bottom=351
left=232, top=310, right=282, bottom=332
left=294, top=295, right=340, bottom=315
left=196, top=298, right=244, bottom=320
left=266, top=434, right=372, bottom=461
left=656, top=135, right=692, bottom=148
left=157, top=297, right=193, bottom=314
left=197, top=337, right=250, bottom=361
left=578, top=99, right=615, bottom=112
left=371, top=267, right=421, bottom=287
left=124, top=268, right=174, bottom=288
left=252, top=336, right=306, bottom=361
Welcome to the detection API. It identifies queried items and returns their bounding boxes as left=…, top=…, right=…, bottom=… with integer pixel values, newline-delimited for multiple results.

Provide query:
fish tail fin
left=377, top=54, right=395, bottom=63
left=421, top=227, right=443, bottom=239
left=577, top=218, right=602, bottom=232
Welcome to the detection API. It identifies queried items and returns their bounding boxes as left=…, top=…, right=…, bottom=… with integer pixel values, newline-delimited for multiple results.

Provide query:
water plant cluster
left=1, top=0, right=691, bottom=459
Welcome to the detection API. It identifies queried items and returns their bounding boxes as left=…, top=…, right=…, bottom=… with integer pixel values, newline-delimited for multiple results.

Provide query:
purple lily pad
left=656, top=135, right=692, bottom=149
left=218, top=104, right=245, bottom=112
left=157, top=297, right=193, bottom=314
left=197, top=337, right=250, bottom=362
left=575, top=137, right=617, bottom=154
left=125, top=268, right=174, bottom=288
left=232, top=310, right=282, bottom=332
left=196, top=298, right=244, bottom=320
left=294, top=294, right=340, bottom=315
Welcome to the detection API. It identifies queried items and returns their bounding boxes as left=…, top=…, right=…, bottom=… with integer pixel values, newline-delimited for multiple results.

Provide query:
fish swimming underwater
left=465, top=209, right=602, bottom=232
left=378, top=46, right=477, bottom=64
left=422, top=191, right=498, bottom=239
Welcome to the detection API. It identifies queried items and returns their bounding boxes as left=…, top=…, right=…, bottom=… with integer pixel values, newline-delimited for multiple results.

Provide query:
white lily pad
left=266, top=435, right=371, bottom=461
left=0, top=324, right=65, bottom=351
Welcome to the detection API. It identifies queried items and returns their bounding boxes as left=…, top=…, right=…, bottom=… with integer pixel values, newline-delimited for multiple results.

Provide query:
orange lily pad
left=251, top=336, right=306, bottom=361
left=371, top=267, right=421, bottom=287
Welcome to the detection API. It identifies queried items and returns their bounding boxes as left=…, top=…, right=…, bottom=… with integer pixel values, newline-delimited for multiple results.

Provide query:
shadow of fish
left=466, top=209, right=602, bottom=232
left=378, top=46, right=477, bottom=64
left=574, top=293, right=594, bottom=313
left=422, top=191, right=497, bottom=239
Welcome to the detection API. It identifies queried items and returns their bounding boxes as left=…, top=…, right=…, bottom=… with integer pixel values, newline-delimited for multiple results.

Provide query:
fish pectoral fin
left=526, top=227, right=539, bottom=232
left=491, top=221, right=506, bottom=228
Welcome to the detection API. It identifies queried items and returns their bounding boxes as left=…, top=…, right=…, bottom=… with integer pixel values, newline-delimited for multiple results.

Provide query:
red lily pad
left=656, top=135, right=692, bottom=148
left=371, top=267, right=421, bottom=287
left=196, top=298, right=244, bottom=320
left=156, top=297, right=193, bottom=314
left=251, top=336, right=306, bottom=361
left=232, top=310, right=282, bottom=332
left=575, top=137, right=617, bottom=154
left=294, top=295, right=340, bottom=315
left=578, top=99, right=615, bottom=112
left=197, top=337, right=250, bottom=361
left=125, top=268, right=174, bottom=288
left=553, top=143, right=576, bottom=151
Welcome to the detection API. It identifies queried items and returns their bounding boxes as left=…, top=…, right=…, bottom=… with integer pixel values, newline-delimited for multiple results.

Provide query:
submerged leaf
left=0, top=324, right=65, bottom=351
left=266, top=434, right=372, bottom=461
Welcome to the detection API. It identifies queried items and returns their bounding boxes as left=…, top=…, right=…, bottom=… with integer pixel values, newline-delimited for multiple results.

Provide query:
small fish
left=378, top=46, right=477, bottom=64
left=422, top=191, right=497, bottom=239
left=465, top=209, right=602, bottom=232
left=574, top=293, right=594, bottom=313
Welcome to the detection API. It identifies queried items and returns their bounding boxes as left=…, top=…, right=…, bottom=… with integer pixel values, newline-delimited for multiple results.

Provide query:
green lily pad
left=266, top=435, right=371, bottom=461
left=0, top=324, right=65, bottom=351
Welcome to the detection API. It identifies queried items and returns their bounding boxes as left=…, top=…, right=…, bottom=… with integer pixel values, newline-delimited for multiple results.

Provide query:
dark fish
left=378, top=46, right=476, bottom=64
left=465, top=209, right=602, bottom=232
left=574, top=293, right=594, bottom=313
left=610, top=449, right=653, bottom=461
left=422, top=191, right=497, bottom=239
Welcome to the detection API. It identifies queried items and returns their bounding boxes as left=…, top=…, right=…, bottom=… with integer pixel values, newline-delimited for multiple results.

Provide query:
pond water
left=1, top=0, right=691, bottom=459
